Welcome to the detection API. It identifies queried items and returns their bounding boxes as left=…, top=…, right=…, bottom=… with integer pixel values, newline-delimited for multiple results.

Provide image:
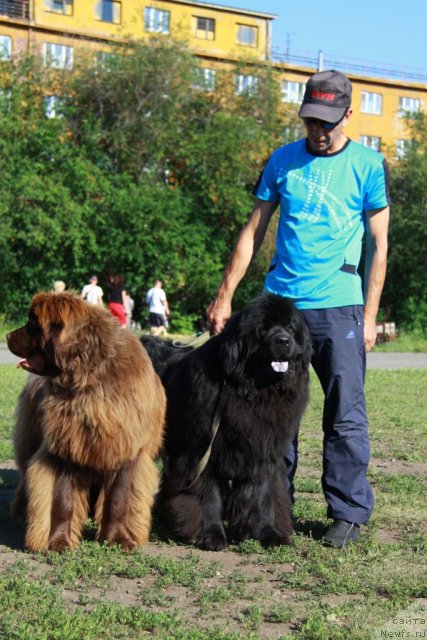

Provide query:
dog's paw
left=47, top=534, right=73, bottom=552
left=259, top=525, right=292, bottom=548
left=99, top=524, right=138, bottom=552
left=112, top=537, right=137, bottom=553
left=196, top=526, right=228, bottom=551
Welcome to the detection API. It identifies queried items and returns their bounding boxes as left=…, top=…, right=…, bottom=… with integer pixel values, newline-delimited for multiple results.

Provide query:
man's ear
left=342, top=108, right=352, bottom=128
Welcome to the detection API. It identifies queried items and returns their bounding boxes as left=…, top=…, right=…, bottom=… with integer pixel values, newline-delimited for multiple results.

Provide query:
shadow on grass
left=0, top=467, right=26, bottom=551
left=151, top=496, right=330, bottom=547
left=294, top=518, right=328, bottom=541
left=150, top=498, right=177, bottom=543
left=0, top=468, right=331, bottom=551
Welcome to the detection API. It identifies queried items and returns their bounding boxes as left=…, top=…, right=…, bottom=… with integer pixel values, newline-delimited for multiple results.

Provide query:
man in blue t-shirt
left=207, top=70, right=390, bottom=548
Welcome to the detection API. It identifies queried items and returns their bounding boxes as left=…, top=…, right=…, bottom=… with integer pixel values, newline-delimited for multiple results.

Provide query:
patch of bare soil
left=0, top=457, right=424, bottom=639
left=370, top=457, right=427, bottom=475
left=0, top=460, right=301, bottom=637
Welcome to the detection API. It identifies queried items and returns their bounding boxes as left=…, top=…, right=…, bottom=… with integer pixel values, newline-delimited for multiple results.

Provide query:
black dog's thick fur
left=142, top=294, right=311, bottom=550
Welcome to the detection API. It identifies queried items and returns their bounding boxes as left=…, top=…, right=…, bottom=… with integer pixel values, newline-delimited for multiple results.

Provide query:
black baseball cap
left=298, top=70, right=352, bottom=123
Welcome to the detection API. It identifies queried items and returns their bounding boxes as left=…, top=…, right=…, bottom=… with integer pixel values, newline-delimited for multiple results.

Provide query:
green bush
left=0, top=45, right=425, bottom=331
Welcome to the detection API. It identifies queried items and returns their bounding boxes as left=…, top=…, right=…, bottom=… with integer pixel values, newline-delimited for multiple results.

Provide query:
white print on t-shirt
left=289, top=168, right=354, bottom=230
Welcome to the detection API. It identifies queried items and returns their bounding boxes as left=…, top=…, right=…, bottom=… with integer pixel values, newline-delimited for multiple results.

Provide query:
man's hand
left=364, top=316, right=377, bottom=352
left=206, top=298, right=232, bottom=336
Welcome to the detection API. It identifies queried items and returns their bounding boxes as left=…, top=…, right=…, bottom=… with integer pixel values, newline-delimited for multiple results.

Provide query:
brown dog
left=7, top=291, right=165, bottom=552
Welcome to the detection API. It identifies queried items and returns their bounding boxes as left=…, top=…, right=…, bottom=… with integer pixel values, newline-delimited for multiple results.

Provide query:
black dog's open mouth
left=271, top=361, right=289, bottom=373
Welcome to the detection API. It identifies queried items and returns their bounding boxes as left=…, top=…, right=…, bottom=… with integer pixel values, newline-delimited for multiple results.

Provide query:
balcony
left=0, top=0, right=29, bottom=20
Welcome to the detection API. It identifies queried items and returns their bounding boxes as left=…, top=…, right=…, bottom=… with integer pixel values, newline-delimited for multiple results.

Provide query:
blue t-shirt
left=255, top=138, right=390, bottom=309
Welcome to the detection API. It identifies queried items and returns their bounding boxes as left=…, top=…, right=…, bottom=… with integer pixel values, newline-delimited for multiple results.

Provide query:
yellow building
left=1, top=0, right=426, bottom=159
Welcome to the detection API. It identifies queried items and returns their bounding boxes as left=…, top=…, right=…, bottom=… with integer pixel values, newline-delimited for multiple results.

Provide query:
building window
left=282, top=124, right=303, bottom=143
left=361, top=91, right=382, bottom=115
left=235, top=73, right=258, bottom=96
left=237, top=24, right=258, bottom=47
left=0, top=35, right=12, bottom=61
left=44, top=95, right=63, bottom=118
left=144, top=7, right=170, bottom=33
left=281, top=81, right=305, bottom=104
left=43, top=43, right=74, bottom=70
left=95, top=50, right=118, bottom=67
left=398, top=96, right=420, bottom=117
left=194, top=16, right=215, bottom=40
left=95, top=0, right=121, bottom=24
left=193, top=67, right=216, bottom=91
left=0, top=2, right=29, bottom=18
left=396, top=139, right=412, bottom=159
left=45, top=0, right=73, bottom=15
left=360, top=135, right=381, bottom=151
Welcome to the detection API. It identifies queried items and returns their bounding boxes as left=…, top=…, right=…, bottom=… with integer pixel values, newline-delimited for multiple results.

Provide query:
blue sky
left=208, top=0, right=427, bottom=77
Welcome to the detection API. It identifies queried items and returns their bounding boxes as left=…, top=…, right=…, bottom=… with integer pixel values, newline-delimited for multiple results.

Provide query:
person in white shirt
left=81, top=275, right=104, bottom=306
left=146, top=279, right=170, bottom=336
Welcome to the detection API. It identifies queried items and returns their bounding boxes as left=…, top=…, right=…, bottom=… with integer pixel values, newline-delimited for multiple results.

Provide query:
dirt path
left=1, top=456, right=425, bottom=639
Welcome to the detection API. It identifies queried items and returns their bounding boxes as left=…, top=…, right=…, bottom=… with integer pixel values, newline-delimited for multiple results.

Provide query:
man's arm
left=206, top=199, right=278, bottom=334
left=364, top=205, right=390, bottom=351
left=163, top=295, right=170, bottom=316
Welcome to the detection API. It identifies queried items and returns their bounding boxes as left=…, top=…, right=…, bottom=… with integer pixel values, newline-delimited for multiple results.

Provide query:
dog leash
left=171, top=330, right=210, bottom=349
left=185, top=381, right=225, bottom=490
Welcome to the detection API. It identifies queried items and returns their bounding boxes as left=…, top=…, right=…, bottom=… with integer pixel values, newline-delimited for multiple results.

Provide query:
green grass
left=0, top=365, right=426, bottom=639
left=0, top=366, right=26, bottom=461
left=372, top=329, right=427, bottom=352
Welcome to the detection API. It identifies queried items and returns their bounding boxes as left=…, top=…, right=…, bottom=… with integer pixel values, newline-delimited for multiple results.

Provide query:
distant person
left=106, top=274, right=127, bottom=327
left=125, top=293, right=135, bottom=329
left=81, top=275, right=103, bottom=306
left=146, top=279, right=170, bottom=336
left=53, top=280, right=66, bottom=293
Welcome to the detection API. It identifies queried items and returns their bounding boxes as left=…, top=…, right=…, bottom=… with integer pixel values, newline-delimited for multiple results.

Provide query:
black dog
left=142, top=293, right=311, bottom=550
left=140, top=335, right=194, bottom=379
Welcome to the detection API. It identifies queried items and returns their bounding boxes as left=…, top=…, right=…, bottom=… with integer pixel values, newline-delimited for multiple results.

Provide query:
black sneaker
left=323, top=520, right=360, bottom=548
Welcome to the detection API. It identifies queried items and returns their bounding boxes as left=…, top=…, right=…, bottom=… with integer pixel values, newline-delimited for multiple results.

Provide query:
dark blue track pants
left=285, top=305, right=374, bottom=524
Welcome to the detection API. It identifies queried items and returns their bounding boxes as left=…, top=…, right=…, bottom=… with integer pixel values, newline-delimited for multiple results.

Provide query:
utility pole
left=285, top=32, right=296, bottom=60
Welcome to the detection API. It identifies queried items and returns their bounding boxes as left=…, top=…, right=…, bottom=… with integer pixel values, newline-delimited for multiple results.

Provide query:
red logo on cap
left=311, top=91, right=335, bottom=101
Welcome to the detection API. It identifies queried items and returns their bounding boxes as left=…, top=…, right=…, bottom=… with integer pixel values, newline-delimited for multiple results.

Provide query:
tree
left=9, top=44, right=425, bottom=333
left=0, top=43, right=286, bottom=327
left=385, top=113, right=427, bottom=332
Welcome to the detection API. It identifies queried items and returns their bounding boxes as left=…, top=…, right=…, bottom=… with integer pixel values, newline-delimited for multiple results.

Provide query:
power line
left=272, top=47, right=427, bottom=83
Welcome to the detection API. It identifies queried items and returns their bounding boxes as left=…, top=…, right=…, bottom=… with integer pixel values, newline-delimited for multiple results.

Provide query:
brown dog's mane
left=32, top=291, right=124, bottom=390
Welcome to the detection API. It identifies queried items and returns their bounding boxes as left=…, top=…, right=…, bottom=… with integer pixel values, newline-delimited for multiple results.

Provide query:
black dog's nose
left=274, top=336, right=290, bottom=347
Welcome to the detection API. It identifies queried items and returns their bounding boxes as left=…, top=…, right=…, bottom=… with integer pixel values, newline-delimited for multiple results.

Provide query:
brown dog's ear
left=54, top=320, right=96, bottom=382
left=41, top=321, right=65, bottom=368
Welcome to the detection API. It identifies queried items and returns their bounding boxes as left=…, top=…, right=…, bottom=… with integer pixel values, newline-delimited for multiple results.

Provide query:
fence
left=272, top=48, right=427, bottom=83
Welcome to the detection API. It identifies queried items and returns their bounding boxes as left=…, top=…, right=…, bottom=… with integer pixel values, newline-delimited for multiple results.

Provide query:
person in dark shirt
left=106, top=274, right=127, bottom=327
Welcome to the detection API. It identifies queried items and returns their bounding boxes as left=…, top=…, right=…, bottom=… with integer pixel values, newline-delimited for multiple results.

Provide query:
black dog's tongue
left=271, top=361, right=289, bottom=373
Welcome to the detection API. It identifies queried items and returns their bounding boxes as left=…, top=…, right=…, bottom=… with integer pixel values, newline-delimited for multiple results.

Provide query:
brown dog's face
left=7, top=297, right=63, bottom=376
left=7, top=291, right=118, bottom=387
left=6, top=291, right=100, bottom=378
